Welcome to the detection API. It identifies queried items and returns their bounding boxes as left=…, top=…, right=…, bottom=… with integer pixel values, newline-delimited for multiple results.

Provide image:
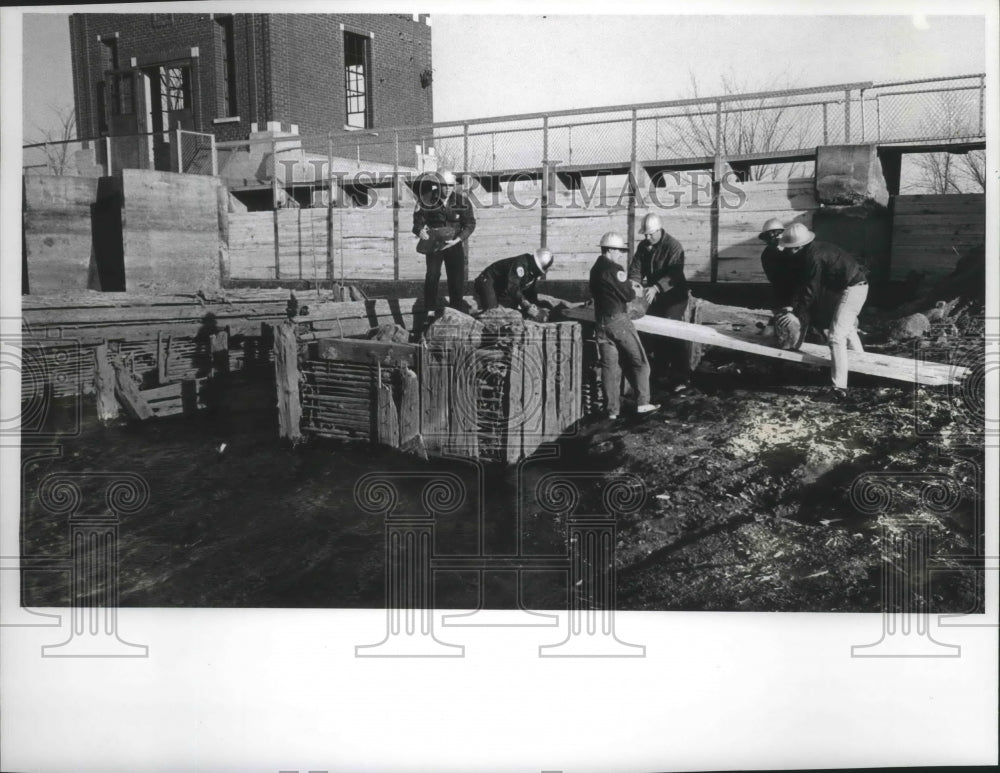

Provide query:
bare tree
left=669, top=70, right=813, bottom=180
left=30, top=104, right=78, bottom=176
left=905, top=91, right=985, bottom=194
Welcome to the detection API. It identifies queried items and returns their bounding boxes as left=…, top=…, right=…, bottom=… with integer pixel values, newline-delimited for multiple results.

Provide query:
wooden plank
left=398, top=366, right=420, bottom=447
left=419, top=341, right=445, bottom=457
left=273, top=321, right=303, bottom=442
left=93, top=343, right=119, bottom=423
left=505, top=326, right=525, bottom=464
left=542, top=325, right=561, bottom=444
left=315, top=338, right=419, bottom=368
left=376, top=380, right=401, bottom=448
left=109, top=356, right=154, bottom=420
left=562, top=307, right=967, bottom=386
left=522, top=323, right=545, bottom=457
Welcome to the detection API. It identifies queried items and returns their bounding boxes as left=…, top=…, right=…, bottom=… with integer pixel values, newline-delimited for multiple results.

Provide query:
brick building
left=68, top=12, right=434, bottom=178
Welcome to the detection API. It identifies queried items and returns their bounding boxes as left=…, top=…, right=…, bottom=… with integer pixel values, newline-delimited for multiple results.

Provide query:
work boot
left=637, top=403, right=660, bottom=415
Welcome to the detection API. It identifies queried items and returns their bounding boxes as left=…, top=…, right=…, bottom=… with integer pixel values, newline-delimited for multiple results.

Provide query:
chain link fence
left=23, top=75, right=984, bottom=183
left=860, top=74, right=986, bottom=145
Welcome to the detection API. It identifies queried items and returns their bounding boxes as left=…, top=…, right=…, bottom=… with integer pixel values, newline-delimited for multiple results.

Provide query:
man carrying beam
left=473, top=249, right=554, bottom=321
left=628, top=213, right=691, bottom=394
left=591, top=232, right=660, bottom=420
left=777, top=223, right=869, bottom=400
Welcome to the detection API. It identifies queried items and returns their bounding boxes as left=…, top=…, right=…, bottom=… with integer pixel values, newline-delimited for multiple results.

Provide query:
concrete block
left=815, top=144, right=890, bottom=207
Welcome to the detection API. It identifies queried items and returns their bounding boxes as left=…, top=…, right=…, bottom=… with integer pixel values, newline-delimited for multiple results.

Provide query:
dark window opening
left=215, top=16, right=238, bottom=116
left=101, top=37, right=119, bottom=71
left=160, top=65, right=190, bottom=113
left=344, top=31, right=372, bottom=129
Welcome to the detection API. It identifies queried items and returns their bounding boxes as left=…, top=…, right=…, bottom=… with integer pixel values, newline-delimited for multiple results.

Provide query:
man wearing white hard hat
left=778, top=223, right=869, bottom=399
left=413, top=169, right=477, bottom=315
left=589, top=231, right=659, bottom=420
left=473, top=249, right=554, bottom=320
left=628, top=212, right=691, bottom=393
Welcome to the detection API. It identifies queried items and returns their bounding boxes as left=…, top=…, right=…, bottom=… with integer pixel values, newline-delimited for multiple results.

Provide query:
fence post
left=327, top=132, right=334, bottom=282
left=844, top=89, right=852, bottom=143
left=715, top=100, right=722, bottom=156
left=626, top=109, right=638, bottom=258
left=210, top=134, right=218, bottom=176
left=175, top=127, right=183, bottom=172
left=979, top=75, right=985, bottom=136
left=822, top=102, right=829, bottom=145
left=393, top=130, right=400, bottom=281
left=860, top=89, right=866, bottom=142
left=105, top=136, right=113, bottom=176
left=272, top=136, right=280, bottom=280
left=541, top=117, right=549, bottom=249
left=876, top=97, right=882, bottom=142
left=463, top=123, right=469, bottom=173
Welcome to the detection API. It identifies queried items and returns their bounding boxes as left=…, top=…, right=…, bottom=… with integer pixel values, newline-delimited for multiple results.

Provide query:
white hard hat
left=779, top=222, right=815, bottom=249
left=599, top=231, right=627, bottom=250
left=759, top=218, right=785, bottom=236
left=533, top=248, right=554, bottom=273
left=640, top=213, right=663, bottom=235
left=439, top=170, right=457, bottom=186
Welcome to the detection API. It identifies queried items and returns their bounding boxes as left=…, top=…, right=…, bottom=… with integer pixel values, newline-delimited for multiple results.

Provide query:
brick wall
left=69, top=12, right=432, bottom=164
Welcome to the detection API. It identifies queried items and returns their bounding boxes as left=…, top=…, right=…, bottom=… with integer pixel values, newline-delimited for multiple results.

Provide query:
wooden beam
left=273, top=320, right=303, bottom=443
left=562, top=306, right=968, bottom=386
left=316, top=338, right=419, bottom=369
left=93, top=343, right=119, bottom=423
left=109, top=356, right=154, bottom=420
left=376, top=379, right=400, bottom=448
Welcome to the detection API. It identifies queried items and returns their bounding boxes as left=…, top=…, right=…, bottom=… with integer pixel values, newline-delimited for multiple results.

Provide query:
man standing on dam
left=628, top=213, right=691, bottom=394
left=473, top=249, right=554, bottom=320
left=413, top=170, right=477, bottom=316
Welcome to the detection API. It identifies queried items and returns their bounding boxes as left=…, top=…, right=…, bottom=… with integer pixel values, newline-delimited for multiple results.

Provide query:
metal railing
left=22, top=74, right=985, bottom=179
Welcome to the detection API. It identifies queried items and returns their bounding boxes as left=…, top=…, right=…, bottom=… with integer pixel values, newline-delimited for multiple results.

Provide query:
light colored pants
left=828, top=283, right=868, bottom=389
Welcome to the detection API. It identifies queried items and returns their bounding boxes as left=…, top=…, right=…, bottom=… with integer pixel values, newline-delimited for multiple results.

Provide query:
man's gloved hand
left=773, top=309, right=802, bottom=351
left=643, top=285, right=659, bottom=304
left=418, top=226, right=430, bottom=240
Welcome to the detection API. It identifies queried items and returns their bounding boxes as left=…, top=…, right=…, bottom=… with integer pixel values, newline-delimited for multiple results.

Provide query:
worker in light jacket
left=413, top=170, right=477, bottom=315
left=628, top=213, right=691, bottom=393
left=473, top=249, right=554, bottom=319
left=590, top=231, right=660, bottom=420
left=778, top=223, right=869, bottom=400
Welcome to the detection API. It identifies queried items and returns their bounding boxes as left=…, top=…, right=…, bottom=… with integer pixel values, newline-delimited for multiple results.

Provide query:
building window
left=161, top=66, right=190, bottom=112
left=102, top=37, right=119, bottom=71
left=344, top=31, right=372, bottom=129
left=215, top=15, right=238, bottom=116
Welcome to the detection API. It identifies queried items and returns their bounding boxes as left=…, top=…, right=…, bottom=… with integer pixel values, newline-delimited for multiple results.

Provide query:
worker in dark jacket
left=590, top=231, right=659, bottom=420
left=627, top=213, right=691, bottom=393
left=759, top=218, right=796, bottom=308
left=413, top=170, right=477, bottom=315
left=474, top=249, right=554, bottom=319
left=779, top=223, right=869, bottom=399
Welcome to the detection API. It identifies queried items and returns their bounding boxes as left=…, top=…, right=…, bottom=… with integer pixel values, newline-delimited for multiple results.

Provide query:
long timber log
left=562, top=303, right=967, bottom=387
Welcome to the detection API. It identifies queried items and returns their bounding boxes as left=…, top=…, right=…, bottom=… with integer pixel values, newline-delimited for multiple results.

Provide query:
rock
left=424, top=307, right=484, bottom=348
left=887, top=313, right=931, bottom=341
left=815, top=144, right=890, bottom=207
left=367, top=323, right=410, bottom=343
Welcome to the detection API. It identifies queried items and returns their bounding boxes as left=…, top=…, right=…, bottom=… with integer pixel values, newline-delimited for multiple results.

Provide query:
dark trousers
left=424, top=242, right=466, bottom=312
left=473, top=276, right=499, bottom=311
left=645, top=292, right=691, bottom=385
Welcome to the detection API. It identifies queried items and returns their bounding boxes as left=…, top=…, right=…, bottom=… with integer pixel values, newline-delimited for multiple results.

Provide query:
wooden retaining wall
left=223, top=175, right=820, bottom=284
left=890, top=194, right=986, bottom=280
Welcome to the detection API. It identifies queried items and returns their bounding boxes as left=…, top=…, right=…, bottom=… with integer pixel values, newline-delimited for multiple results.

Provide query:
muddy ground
left=20, top=307, right=985, bottom=613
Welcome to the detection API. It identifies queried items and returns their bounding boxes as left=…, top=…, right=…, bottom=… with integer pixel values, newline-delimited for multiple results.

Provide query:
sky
left=18, top=6, right=989, bottom=139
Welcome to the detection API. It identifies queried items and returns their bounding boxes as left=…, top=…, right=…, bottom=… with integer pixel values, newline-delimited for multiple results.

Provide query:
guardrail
left=23, top=74, right=985, bottom=179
